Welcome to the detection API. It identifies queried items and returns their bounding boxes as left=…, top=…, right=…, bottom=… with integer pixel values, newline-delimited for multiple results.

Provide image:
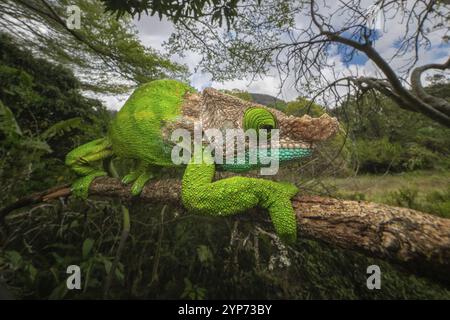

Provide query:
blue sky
left=338, top=30, right=449, bottom=67
left=336, top=29, right=381, bottom=66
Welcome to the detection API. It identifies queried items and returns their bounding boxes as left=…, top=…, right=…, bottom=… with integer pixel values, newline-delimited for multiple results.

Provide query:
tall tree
left=0, top=0, right=189, bottom=95
left=0, top=33, right=110, bottom=147
left=0, top=33, right=113, bottom=202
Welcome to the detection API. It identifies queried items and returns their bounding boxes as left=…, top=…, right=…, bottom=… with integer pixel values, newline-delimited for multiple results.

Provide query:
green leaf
left=184, top=278, right=192, bottom=290
left=0, top=100, right=22, bottom=137
left=82, top=238, right=94, bottom=259
left=25, top=264, right=38, bottom=283
left=20, top=139, right=52, bottom=153
left=103, top=258, right=112, bottom=274
left=115, top=268, right=124, bottom=283
left=6, top=251, right=22, bottom=269
left=40, top=117, right=83, bottom=140
left=49, top=282, right=68, bottom=300
left=196, top=245, right=213, bottom=264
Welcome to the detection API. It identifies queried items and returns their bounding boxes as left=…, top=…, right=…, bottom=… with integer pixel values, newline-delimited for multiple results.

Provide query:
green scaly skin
left=65, top=79, right=336, bottom=243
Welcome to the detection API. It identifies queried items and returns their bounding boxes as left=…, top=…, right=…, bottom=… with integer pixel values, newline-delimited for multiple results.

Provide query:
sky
left=104, top=2, right=449, bottom=110
left=132, top=15, right=298, bottom=103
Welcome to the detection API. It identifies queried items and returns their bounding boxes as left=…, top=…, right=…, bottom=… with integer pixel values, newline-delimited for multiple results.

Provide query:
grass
left=321, top=170, right=450, bottom=218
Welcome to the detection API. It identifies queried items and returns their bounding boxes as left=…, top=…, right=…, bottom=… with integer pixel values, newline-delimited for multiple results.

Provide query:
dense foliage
left=101, top=0, right=244, bottom=28
left=0, top=0, right=188, bottom=94
left=0, top=33, right=110, bottom=205
left=334, top=89, right=450, bottom=174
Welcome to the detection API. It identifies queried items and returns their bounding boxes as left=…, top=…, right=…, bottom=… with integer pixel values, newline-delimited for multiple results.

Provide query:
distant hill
left=250, top=93, right=287, bottom=111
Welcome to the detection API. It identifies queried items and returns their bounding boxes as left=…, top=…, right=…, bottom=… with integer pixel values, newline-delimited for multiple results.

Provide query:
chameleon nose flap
left=287, top=114, right=339, bottom=142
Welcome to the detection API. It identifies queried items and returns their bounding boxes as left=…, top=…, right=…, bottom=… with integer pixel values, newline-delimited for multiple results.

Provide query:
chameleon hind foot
left=121, top=170, right=141, bottom=184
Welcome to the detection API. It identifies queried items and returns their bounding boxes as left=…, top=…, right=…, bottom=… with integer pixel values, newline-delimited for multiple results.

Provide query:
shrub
left=387, top=188, right=420, bottom=210
left=402, top=144, right=441, bottom=171
left=353, top=138, right=403, bottom=173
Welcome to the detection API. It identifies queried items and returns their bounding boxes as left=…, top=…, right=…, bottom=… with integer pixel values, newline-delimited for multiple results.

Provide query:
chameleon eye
left=243, top=107, right=277, bottom=133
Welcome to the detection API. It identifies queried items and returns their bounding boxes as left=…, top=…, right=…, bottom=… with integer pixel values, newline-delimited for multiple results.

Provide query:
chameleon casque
left=66, top=79, right=339, bottom=243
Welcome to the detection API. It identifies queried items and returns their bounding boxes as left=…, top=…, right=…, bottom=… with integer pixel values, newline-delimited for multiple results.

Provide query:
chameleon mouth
left=279, top=141, right=312, bottom=150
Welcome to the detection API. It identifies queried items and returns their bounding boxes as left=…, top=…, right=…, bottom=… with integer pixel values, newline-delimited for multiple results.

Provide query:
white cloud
left=133, top=16, right=174, bottom=51
left=131, top=15, right=305, bottom=102
left=212, top=76, right=295, bottom=101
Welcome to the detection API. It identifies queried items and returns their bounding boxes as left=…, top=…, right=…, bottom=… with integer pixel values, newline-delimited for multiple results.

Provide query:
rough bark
left=2, top=176, right=450, bottom=285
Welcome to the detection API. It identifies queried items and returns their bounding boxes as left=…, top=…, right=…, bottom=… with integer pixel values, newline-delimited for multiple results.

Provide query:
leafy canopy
left=0, top=0, right=189, bottom=94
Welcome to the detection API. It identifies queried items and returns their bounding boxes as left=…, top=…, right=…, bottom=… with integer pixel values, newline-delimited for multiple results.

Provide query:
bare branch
left=411, top=56, right=450, bottom=114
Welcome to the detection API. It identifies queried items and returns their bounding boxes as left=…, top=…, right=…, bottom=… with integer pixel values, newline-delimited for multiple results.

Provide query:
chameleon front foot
left=71, top=171, right=107, bottom=199
left=181, top=154, right=300, bottom=244
left=262, top=182, right=299, bottom=243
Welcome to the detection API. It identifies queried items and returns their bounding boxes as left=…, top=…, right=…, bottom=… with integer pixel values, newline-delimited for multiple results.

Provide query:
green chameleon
left=66, top=79, right=338, bottom=243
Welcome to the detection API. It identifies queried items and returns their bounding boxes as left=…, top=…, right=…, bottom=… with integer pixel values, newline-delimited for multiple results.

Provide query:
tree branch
left=411, top=56, right=450, bottom=115
left=349, top=77, right=412, bottom=109
left=309, top=0, right=450, bottom=127
left=2, top=177, right=449, bottom=285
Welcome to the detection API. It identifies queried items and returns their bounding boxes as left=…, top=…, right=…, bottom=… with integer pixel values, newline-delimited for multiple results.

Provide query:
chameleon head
left=242, top=107, right=339, bottom=162
left=198, top=88, right=339, bottom=171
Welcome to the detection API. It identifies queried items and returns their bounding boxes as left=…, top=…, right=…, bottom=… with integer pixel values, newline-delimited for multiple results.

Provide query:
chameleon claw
left=130, top=172, right=153, bottom=196
left=130, top=183, right=144, bottom=197
left=121, top=172, right=140, bottom=185
left=71, top=172, right=107, bottom=199
left=277, top=182, right=299, bottom=198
